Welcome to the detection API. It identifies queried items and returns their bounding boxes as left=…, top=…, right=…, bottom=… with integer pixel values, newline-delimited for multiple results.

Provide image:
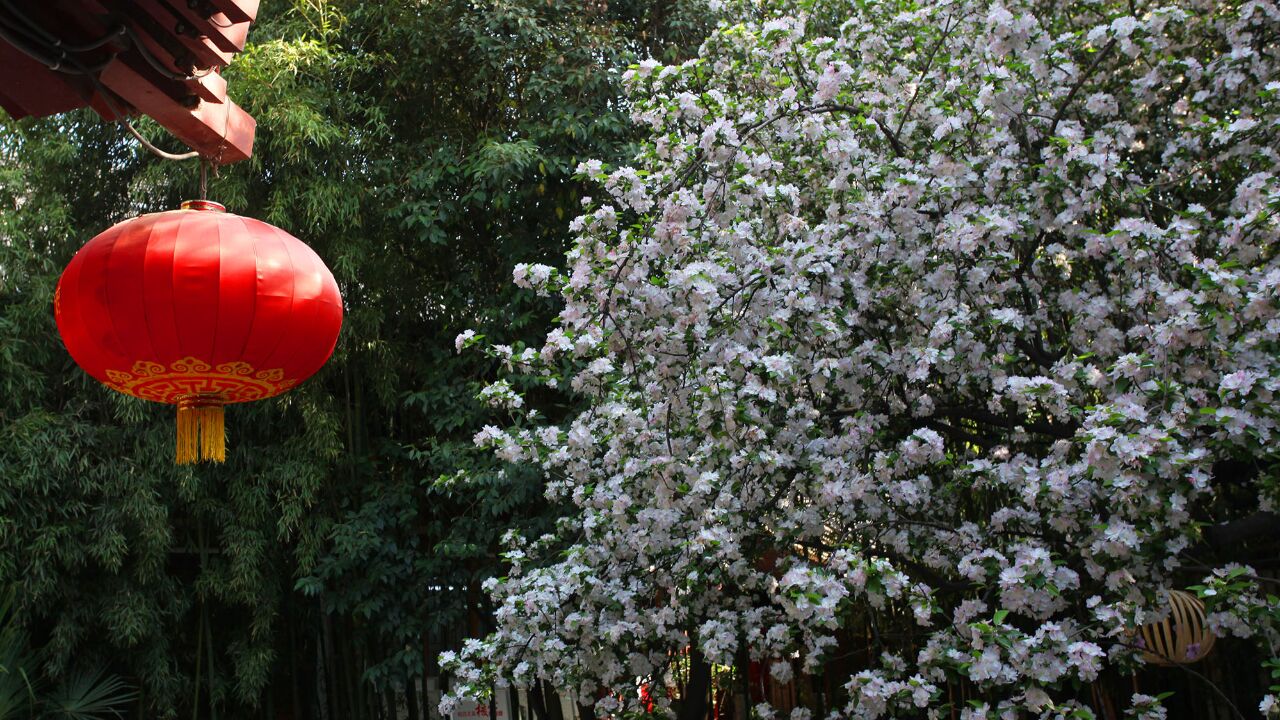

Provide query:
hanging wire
left=203, top=9, right=237, bottom=30
left=0, top=17, right=113, bottom=74
left=121, top=118, right=201, bottom=161
left=48, top=25, right=126, bottom=53
left=122, top=25, right=217, bottom=81
left=0, top=2, right=123, bottom=54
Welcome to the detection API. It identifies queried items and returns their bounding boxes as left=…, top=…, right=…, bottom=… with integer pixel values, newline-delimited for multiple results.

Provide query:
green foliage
left=0, top=0, right=709, bottom=717
left=41, top=667, right=136, bottom=720
left=0, top=592, right=132, bottom=720
left=0, top=592, right=35, bottom=720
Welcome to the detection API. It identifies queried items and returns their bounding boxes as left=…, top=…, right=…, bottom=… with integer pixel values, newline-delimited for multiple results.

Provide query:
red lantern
left=55, top=200, right=343, bottom=464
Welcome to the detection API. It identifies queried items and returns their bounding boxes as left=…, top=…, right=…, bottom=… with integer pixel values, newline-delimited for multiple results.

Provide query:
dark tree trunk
left=528, top=682, right=549, bottom=720
left=677, top=648, right=712, bottom=720
left=317, top=626, right=332, bottom=720
left=544, top=682, right=565, bottom=720
left=288, top=596, right=303, bottom=720
left=734, top=647, right=750, bottom=720
left=406, top=674, right=422, bottom=720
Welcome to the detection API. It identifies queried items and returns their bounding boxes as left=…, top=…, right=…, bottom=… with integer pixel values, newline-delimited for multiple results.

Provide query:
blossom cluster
left=445, top=0, right=1280, bottom=717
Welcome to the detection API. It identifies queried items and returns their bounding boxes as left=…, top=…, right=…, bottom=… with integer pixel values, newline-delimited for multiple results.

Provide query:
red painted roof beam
left=128, top=0, right=233, bottom=69
left=207, top=0, right=259, bottom=24
left=0, top=42, right=88, bottom=118
left=100, top=57, right=254, bottom=163
left=114, top=23, right=225, bottom=105
left=158, top=0, right=252, bottom=54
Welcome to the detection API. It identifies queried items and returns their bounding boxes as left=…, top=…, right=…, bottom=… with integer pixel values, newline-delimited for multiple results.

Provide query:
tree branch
left=804, top=103, right=908, bottom=158
left=918, top=418, right=996, bottom=451
left=931, top=406, right=1077, bottom=440
left=1202, top=511, right=1280, bottom=548
left=1043, top=39, right=1117, bottom=144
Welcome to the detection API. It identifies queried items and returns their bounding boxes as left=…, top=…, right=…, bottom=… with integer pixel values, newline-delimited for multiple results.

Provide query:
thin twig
left=1045, top=39, right=1117, bottom=140
left=1116, top=641, right=1246, bottom=720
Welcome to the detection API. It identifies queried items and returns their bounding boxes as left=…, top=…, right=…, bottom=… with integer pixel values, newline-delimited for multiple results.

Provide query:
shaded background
left=0, top=2, right=708, bottom=717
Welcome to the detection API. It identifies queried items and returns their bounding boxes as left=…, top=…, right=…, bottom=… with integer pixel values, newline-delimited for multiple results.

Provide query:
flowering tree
left=445, top=0, right=1280, bottom=717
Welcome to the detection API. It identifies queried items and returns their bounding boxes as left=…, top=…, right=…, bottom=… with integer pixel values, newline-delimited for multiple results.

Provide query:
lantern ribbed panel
left=55, top=204, right=343, bottom=408
left=1138, top=590, right=1216, bottom=665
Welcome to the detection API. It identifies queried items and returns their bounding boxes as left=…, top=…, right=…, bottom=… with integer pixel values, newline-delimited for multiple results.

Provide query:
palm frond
left=40, top=667, right=136, bottom=720
left=0, top=590, right=35, bottom=720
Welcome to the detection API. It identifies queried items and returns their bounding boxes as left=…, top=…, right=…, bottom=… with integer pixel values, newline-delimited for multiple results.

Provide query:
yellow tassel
left=201, top=405, right=225, bottom=462
left=176, top=401, right=226, bottom=464
left=177, top=405, right=196, bottom=464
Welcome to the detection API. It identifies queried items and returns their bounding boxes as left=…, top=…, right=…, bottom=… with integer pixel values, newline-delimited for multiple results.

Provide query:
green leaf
left=41, top=667, right=137, bottom=720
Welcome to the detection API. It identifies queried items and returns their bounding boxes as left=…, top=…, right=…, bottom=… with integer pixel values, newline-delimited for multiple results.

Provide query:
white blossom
left=447, top=0, right=1280, bottom=716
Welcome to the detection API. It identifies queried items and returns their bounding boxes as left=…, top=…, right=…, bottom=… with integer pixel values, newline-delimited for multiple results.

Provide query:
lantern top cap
left=180, top=200, right=226, bottom=213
